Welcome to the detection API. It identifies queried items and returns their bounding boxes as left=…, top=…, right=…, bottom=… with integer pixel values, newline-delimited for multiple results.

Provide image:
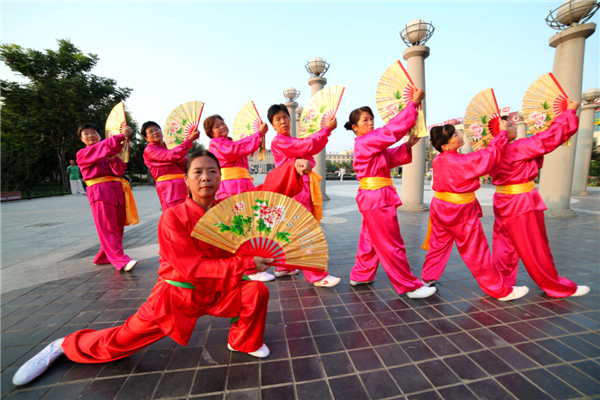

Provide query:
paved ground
left=1, top=181, right=599, bottom=399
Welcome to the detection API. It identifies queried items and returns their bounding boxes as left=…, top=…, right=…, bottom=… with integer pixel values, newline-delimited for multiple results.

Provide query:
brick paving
left=1, top=192, right=599, bottom=399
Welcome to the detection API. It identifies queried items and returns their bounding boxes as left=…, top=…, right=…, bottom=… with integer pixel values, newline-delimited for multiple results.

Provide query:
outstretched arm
left=77, top=134, right=124, bottom=167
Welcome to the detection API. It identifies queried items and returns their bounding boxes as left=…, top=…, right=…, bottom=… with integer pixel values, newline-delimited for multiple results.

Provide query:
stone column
left=285, top=101, right=298, bottom=138
left=517, top=121, right=528, bottom=140
left=538, top=23, right=596, bottom=217
left=400, top=45, right=429, bottom=212
left=309, top=76, right=329, bottom=200
left=572, top=102, right=598, bottom=195
left=460, top=130, right=472, bottom=154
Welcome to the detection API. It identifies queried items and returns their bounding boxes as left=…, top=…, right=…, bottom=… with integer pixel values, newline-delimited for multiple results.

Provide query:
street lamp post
left=572, top=88, right=600, bottom=195
left=284, top=87, right=300, bottom=138
left=296, top=105, right=304, bottom=140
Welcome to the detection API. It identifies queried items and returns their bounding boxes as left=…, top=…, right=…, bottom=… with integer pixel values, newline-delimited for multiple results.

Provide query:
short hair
left=430, top=124, right=456, bottom=152
left=267, top=104, right=290, bottom=124
left=203, top=115, right=224, bottom=139
left=141, top=121, right=161, bottom=137
left=344, top=107, right=375, bottom=132
left=77, top=123, right=100, bottom=138
left=185, top=150, right=221, bottom=175
left=501, top=115, right=509, bottom=121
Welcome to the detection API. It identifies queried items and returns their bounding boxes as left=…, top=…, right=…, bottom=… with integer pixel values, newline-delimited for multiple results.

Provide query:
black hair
left=185, top=150, right=221, bottom=175
left=77, top=123, right=100, bottom=138
left=141, top=121, right=161, bottom=137
left=344, top=107, right=374, bottom=132
left=501, top=115, right=509, bottom=121
left=267, top=104, right=290, bottom=124
left=430, top=124, right=456, bottom=152
left=203, top=115, right=224, bottom=139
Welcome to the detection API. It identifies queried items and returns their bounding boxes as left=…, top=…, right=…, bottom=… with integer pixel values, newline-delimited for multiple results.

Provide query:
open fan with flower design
left=232, top=101, right=266, bottom=160
left=105, top=101, right=129, bottom=162
left=376, top=60, right=427, bottom=137
left=192, top=191, right=328, bottom=272
left=464, top=88, right=501, bottom=151
left=164, top=101, right=205, bottom=150
left=522, top=72, right=570, bottom=136
left=298, top=85, right=345, bottom=139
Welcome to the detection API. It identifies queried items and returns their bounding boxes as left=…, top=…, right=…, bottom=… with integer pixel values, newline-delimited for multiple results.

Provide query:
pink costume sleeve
left=273, top=127, right=331, bottom=161
left=213, top=133, right=262, bottom=162
left=459, top=131, right=509, bottom=180
left=387, top=143, right=413, bottom=168
left=358, top=102, right=418, bottom=158
left=77, top=134, right=124, bottom=168
left=109, top=158, right=127, bottom=177
left=144, top=140, right=193, bottom=167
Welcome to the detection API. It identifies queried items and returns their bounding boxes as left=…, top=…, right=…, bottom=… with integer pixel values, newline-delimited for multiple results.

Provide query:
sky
left=2, top=1, right=599, bottom=152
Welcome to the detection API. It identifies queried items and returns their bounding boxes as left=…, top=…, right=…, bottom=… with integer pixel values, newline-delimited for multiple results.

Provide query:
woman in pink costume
left=421, top=120, right=527, bottom=301
left=268, top=104, right=341, bottom=288
left=346, top=89, right=435, bottom=299
left=491, top=101, right=589, bottom=298
left=204, top=114, right=273, bottom=282
left=142, top=121, right=200, bottom=210
left=76, top=123, right=138, bottom=272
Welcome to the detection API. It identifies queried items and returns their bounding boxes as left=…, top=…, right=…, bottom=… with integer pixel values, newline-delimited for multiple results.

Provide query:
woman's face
left=145, top=125, right=163, bottom=145
left=185, top=156, right=221, bottom=201
left=81, top=129, right=101, bottom=146
left=443, top=131, right=464, bottom=152
left=271, top=111, right=291, bottom=135
left=353, top=112, right=375, bottom=136
left=211, top=118, right=229, bottom=138
left=505, top=120, right=517, bottom=141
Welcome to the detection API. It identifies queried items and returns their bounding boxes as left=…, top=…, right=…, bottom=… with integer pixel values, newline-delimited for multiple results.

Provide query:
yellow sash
left=221, top=167, right=253, bottom=182
left=308, top=172, right=323, bottom=223
left=156, top=174, right=184, bottom=182
left=495, top=181, right=535, bottom=195
left=359, top=177, right=395, bottom=190
left=85, top=176, right=139, bottom=226
left=421, top=191, right=476, bottom=251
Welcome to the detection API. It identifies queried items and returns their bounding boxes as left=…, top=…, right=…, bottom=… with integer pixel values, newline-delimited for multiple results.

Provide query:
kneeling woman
left=12, top=150, right=306, bottom=386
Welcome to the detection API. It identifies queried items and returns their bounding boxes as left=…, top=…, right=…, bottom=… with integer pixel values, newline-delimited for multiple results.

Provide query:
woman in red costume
left=12, top=150, right=309, bottom=386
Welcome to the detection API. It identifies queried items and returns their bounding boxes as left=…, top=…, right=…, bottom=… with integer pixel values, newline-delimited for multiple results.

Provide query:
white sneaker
left=228, top=343, right=270, bottom=358
left=246, top=271, right=275, bottom=282
left=497, top=286, right=529, bottom=301
left=422, top=280, right=437, bottom=287
left=124, top=260, right=138, bottom=272
left=274, top=269, right=300, bottom=278
left=13, top=338, right=65, bottom=386
left=570, top=285, right=590, bottom=297
left=406, top=286, right=437, bottom=299
left=313, top=275, right=341, bottom=288
left=349, top=280, right=374, bottom=286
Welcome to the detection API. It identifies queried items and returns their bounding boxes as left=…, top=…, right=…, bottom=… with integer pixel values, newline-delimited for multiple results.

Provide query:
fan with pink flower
left=298, top=85, right=345, bottom=139
left=464, top=88, right=502, bottom=151
left=163, top=101, right=205, bottom=150
left=232, top=101, right=266, bottom=160
left=521, top=72, right=570, bottom=136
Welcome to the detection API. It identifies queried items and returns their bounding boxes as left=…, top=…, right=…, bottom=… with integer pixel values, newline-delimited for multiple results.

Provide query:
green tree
left=325, top=159, right=338, bottom=173
left=1, top=39, right=132, bottom=190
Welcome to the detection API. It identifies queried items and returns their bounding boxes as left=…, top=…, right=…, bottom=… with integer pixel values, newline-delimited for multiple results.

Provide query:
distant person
left=66, top=160, right=86, bottom=196
left=142, top=121, right=198, bottom=211
left=338, top=166, right=346, bottom=181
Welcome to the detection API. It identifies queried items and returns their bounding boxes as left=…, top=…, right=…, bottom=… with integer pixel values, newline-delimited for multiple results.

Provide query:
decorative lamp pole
left=399, top=19, right=435, bottom=212
left=516, top=111, right=528, bottom=139
left=296, top=105, right=304, bottom=140
left=538, top=0, right=598, bottom=217
left=572, top=88, right=600, bottom=195
left=284, top=87, right=300, bottom=138
left=306, top=57, right=331, bottom=200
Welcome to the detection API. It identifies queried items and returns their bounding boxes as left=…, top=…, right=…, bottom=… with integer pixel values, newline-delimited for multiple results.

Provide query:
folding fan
left=191, top=191, right=328, bottom=273
left=164, top=101, right=205, bottom=150
left=105, top=101, right=129, bottom=162
left=232, top=101, right=266, bottom=160
left=522, top=72, right=570, bottom=136
left=376, top=60, right=427, bottom=137
left=464, top=88, right=501, bottom=151
left=298, top=85, right=345, bottom=139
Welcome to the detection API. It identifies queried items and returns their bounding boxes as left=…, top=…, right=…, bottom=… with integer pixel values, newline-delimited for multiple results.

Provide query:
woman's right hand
left=326, top=117, right=338, bottom=131
left=120, top=125, right=132, bottom=138
left=412, top=88, right=425, bottom=105
left=189, top=128, right=200, bottom=142
left=254, top=257, right=274, bottom=272
left=567, top=100, right=580, bottom=111
left=294, top=159, right=311, bottom=176
left=499, top=119, right=508, bottom=132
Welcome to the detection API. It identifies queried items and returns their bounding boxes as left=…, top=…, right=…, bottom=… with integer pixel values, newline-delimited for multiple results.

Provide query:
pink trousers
left=493, top=210, right=577, bottom=298
left=422, top=216, right=512, bottom=299
left=350, top=206, right=423, bottom=294
left=91, top=200, right=131, bottom=270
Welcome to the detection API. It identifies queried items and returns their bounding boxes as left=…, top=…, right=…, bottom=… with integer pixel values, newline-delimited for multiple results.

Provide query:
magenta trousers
left=350, top=206, right=423, bottom=294
left=91, top=200, right=131, bottom=270
left=422, top=216, right=512, bottom=299
left=493, top=210, right=577, bottom=298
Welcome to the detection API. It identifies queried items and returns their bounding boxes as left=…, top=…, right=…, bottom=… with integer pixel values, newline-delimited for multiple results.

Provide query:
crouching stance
left=12, top=150, right=307, bottom=386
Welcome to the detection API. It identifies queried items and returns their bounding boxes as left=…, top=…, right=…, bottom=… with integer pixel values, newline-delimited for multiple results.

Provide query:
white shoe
left=246, top=271, right=275, bottom=282
left=422, top=280, right=437, bottom=287
left=313, top=275, right=341, bottom=288
left=228, top=343, right=270, bottom=358
left=497, top=286, right=529, bottom=301
left=13, top=338, right=65, bottom=386
left=349, top=280, right=374, bottom=286
left=406, top=285, right=437, bottom=299
left=274, top=269, right=300, bottom=278
left=123, top=260, right=138, bottom=272
left=570, top=285, right=590, bottom=297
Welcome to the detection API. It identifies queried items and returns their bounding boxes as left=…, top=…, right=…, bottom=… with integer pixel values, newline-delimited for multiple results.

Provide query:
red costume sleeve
left=461, top=130, right=509, bottom=179
left=77, top=134, right=124, bottom=168
left=109, top=157, right=127, bottom=177
left=144, top=140, right=193, bottom=167
left=253, top=160, right=303, bottom=198
left=387, top=143, right=413, bottom=168
left=360, top=102, right=418, bottom=158
left=271, top=127, right=330, bottom=159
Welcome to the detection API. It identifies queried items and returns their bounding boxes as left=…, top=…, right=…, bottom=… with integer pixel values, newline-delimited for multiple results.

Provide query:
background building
left=248, top=150, right=275, bottom=173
